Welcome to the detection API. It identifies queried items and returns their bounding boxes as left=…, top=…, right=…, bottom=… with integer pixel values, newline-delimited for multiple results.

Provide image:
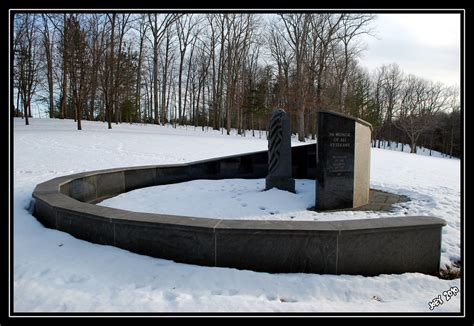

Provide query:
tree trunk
left=135, top=29, right=145, bottom=123
left=60, top=14, right=67, bottom=120
left=107, top=13, right=116, bottom=129
left=60, top=65, right=67, bottom=119
left=77, top=105, right=82, bottom=130
left=45, top=38, right=54, bottom=118
left=89, top=75, right=97, bottom=121
left=178, top=52, right=184, bottom=125
left=409, top=141, right=416, bottom=154
left=16, top=88, right=21, bottom=117
left=226, top=85, right=232, bottom=135
left=23, top=98, right=29, bottom=125
left=153, top=40, right=159, bottom=124
left=196, top=82, right=201, bottom=127
left=114, top=23, right=124, bottom=125
left=449, top=118, right=454, bottom=158
left=216, top=24, right=226, bottom=131
left=161, top=32, right=171, bottom=125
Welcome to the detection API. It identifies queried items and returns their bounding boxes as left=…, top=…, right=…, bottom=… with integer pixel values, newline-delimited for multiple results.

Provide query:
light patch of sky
left=358, top=13, right=461, bottom=87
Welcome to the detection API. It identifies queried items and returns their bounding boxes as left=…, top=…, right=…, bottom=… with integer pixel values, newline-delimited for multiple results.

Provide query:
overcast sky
left=358, top=13, right=461, bottom=87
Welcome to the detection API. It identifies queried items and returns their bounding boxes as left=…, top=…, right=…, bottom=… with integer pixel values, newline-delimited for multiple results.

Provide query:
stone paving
left=320, top=189, right=410, bottom=212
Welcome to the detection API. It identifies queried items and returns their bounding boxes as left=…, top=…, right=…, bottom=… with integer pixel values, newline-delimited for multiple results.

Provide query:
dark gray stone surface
left=214, top=228, right=338, bottom=273
left=336, top=226, right=443, bottom=275
left=320, top=189, right=410, bottom=213
left=113, top=216, right=216, bottom=266
left=316, top=110, right=372, bottom=210
left=327, top=215, right=446, bottom=232
left=316, top=111, right=355, bottom=210
left=155, top=166, right=191, bottom=185
left=266, top=109, right=295, bottom=192
left=188, top=161, right=221, bottom=179
left=31, top=146, right=446, bottom=276
left=96, top=172, right=125, bottom=199
left=33, top=196, right=57, bottom=228
left=55, top=206, right=115, bottom=245
left=125, top=168, right=156, bottom=192
left=69, top=176, right=97, bottom=202
left=292, top=144, right=317, bottom=179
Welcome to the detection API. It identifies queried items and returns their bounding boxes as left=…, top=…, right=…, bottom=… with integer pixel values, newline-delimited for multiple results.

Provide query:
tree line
left=12, top=13, right=460, bottom=157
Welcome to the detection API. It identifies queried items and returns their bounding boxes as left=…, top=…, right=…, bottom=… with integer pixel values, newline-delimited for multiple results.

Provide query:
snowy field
left=373, top=139, right=455, bottom=158
left=12, top=118, right=462, bottom=313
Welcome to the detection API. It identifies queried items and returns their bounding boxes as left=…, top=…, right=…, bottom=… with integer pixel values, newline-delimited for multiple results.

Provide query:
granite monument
left=265, top=109, right=295, bottom=193
left=316, top=110, right=372, bottom=210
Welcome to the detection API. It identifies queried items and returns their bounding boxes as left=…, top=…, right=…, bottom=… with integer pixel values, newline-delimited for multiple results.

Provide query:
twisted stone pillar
left=265, top=109, right=295, bottom=193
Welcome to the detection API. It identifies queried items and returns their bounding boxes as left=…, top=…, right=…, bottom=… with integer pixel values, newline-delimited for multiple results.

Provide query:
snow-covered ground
left=12, top=118, right=462, bottom=313
left=373, top=139, right=456, bottom=158
left=100, top=178, right=316, bottom=220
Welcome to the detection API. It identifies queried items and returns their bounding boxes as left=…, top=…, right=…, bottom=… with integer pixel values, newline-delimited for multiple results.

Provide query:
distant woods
left=12, top=13, right=461, bottom=157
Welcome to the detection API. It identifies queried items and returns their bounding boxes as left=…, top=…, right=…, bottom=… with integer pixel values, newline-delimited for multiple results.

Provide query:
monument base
left=265, top=176, right=295, bottom=193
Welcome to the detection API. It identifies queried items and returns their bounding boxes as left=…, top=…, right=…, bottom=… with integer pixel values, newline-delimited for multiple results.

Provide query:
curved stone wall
left=32, top=145, right=446, bottom=276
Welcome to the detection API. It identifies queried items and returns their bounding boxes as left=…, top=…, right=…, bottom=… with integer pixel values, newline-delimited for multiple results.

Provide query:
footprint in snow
left=279, top=297, right=298, bottom=303
left=372, top=295, right=384, bottom=302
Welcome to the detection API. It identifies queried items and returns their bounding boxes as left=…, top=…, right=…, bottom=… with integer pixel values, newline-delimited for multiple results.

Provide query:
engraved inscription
left=327, top=132, right=352, bottom=175
left=328, top=154, right=350, bottom=174
left=329, top=132, right=352, bottom=148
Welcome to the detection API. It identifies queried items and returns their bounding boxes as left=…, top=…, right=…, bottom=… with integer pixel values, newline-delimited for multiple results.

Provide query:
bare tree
left=370, top=64, right=387, bottom=144
left=44, top=13, right=72, bottom=120
left=447, top=89, right=460, bottom=158
left=41, top=14, right=55, bottom=118
left=194, top=41, right=212, bottom=127
left=394, top=75, right=449, bottom=153
left=112, top=14, right=132, bottom=124
left=309, top=14, right=344, bottom=136
left=268, top=26, right=293, bottom=110
left=207, top=14, right=227, bottom=130
left=382, top=63, right=403, bottom=147
left=87, top=14, right=106, bottom=121
left=175, top=14, right=200, bottom=125
left=11, top=12, right=459, bottom=151
left=183, top=32, right=198, bottom=124
left=15, top=13, right=41, bottom=125
left=133, top=14, right=148, bottom=123
left=160, top=26, right=175, bottom=124
left=334, top=14, right=375, bottom=112
left=104, top=13, right=116, bottom=129
left=148, top=13, right=180, bottom=124
left=58, top=13, right=69, bottom=119
left=65, top=15, right=90, bottom=130
left=224, top=14, right=256, bottom=135
left=278, top=13, right=311, bottom=141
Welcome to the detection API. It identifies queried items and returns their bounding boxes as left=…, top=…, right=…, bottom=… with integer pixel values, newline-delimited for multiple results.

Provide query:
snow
left=12, top=118, right=462, bottom=313
left=373, top=139, right=457, bottom=158
left=99, top=178, right=316, bottom=220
